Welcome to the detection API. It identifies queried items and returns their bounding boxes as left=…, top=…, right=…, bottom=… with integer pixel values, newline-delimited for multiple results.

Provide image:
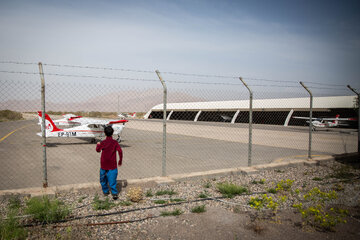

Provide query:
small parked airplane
left=37, top=111, right=128, bottom=143
left=118, top=112, right=136, bottom=119
left=292, top=114, right=356, bottom=130
left=220, top=115, right=232, bottom=122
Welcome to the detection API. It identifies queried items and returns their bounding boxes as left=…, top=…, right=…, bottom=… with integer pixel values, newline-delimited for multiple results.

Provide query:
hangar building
left=144, top=95, right=357, bottom=127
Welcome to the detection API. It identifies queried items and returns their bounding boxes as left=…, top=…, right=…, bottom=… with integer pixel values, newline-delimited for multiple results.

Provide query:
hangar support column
left=167, top=110, right=173, bottom=121
left=194, top=110, right=202, bottom=122
left=284, top=109, right=294, bottom=127
left=231, top=110, right=240, bottom=124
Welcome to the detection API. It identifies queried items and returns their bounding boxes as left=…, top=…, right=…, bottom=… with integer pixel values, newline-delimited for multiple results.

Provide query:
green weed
left=267, top=188, right=277, bottom=194
left=78, top=196, right=87, bottom=203
left=203, top=182, right=211, bottom=188
left=312, top=177, right=323, bottom=181
left=155, top=189, right=176, bottom=196
left=251, top=179, right=266, bottom=185
left=118, top=201, right=132, bottom=206
left=0, top=210, right=27, bottom=240
left=191, top=205, right=206, bottom=213
left=92, top=195, right=115, bottom=210
left=154, top=200, right=167, bottom=204
left=217, top=182, right=248, bottom=198
left=25, top=196, right=70, bottom=223
left=198, top=191, right=209, bottom=199
left=160, top=209, right=183, bottom=216
left=145, top=189, right=153, bottom=197
left=8, top=196, right=22, bottom=210
left=170, top=198, right=185, bottom=202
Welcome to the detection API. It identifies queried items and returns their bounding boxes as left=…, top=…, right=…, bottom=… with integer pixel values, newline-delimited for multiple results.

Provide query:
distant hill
left=0, top=89, right=204, bottom=112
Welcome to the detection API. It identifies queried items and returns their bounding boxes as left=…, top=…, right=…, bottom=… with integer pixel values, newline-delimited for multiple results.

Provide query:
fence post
left=300, top=82, right=313, bottom=160
left=347, top=85, right=360, bottom=153
left=38, top=62, right=48, bottom=188
left=239, top=77, right=252, bottom=166
left=155, top=70, right=167, bottom=176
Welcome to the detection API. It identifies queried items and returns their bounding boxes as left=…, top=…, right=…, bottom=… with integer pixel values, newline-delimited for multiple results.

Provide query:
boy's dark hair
left=104, top=126, right=114, bottom=136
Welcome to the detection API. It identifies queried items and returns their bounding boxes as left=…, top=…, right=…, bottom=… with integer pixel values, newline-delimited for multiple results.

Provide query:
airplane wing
left=82, top=119, right=128, bottom=125
left=63, top=114, right=83, bottom=121
left=62, top=114, right=77, bottom=119
left=321, top=117, right=357, bottom=121
left=292, top=116, right=319, bottom=120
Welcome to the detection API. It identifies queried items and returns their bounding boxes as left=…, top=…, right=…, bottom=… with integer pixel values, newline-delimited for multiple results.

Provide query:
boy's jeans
left=100, top=168, right=118, bottom=195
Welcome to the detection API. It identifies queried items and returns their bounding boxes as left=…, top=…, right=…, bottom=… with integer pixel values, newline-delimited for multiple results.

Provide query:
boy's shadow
left=116, top=179, right=128, bottom=193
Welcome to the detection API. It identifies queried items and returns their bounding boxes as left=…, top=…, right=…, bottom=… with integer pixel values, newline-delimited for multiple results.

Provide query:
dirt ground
left=120, top=206, right=360, bottom=240
left=29, top=204, right=360, bottom=240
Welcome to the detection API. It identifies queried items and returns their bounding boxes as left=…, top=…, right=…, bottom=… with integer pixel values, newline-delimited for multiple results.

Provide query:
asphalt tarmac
left=0, top=118, right=357, bottom=190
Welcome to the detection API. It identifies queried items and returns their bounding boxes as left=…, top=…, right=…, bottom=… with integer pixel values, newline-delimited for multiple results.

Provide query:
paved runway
left=0, top=118, right=357, bottom=190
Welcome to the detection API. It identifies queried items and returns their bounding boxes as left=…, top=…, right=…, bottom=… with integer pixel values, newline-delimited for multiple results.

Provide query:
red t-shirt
left=96, top=136, right=123, bottom=170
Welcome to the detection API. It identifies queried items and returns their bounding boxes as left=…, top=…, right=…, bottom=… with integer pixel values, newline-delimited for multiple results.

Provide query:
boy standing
left=96, top=126, right=123, bottom=200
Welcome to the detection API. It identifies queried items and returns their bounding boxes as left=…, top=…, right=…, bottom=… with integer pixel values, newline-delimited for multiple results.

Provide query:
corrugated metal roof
left=150, top=96, right=356, bottom=111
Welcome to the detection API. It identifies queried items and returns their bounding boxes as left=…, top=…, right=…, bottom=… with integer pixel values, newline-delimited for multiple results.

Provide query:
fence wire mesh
left=0, top=62, right=358, bottom=190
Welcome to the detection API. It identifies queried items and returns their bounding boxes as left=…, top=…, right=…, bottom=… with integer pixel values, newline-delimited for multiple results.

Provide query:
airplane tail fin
left=37, top=111, right=63, bottom=132
left=131, top=112, right=136, bottom=118
left=333, top=114, right=340, bottom=125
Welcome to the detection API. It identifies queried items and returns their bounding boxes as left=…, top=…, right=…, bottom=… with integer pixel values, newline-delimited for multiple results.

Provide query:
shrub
left=25, top=196, right=70, bottom=223
left=191, top=205, right=206, bottom=213
left=0, top=210, right=27, bottom=240
left=292, top=187, right=347, bottom=231
left=275, top=179, right=294, bottom=192
left=217, top=182, right=248, bottom=198
left=248, top=194, right=278, bottom=211
left=0, top=110, right=23, bottom=121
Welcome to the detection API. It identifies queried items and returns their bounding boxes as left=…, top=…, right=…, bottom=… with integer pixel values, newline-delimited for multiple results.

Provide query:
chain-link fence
left=0, top=62, right=358, bottom=190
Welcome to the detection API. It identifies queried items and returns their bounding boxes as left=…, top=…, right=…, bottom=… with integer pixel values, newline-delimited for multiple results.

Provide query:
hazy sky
left=0, top=0, right=359, bottom=91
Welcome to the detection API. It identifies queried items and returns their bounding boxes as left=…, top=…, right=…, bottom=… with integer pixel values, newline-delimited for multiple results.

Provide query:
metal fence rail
left=0, top=61, right=358, bottom=190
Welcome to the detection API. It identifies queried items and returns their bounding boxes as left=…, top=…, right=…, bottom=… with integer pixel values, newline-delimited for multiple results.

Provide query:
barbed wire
left=0, top=70, right=354, bottom=90
left=42, top=63, right=155, bottom=74
left=0, top=70, right=159, bottom=82
left=0, top=61, right=354, bottom=87
left=0, top=70, right=38, bottom=75
left=0, top=61, right=37, bottom=65
left=249, top=84, right=302, bottom=88
left=302, top=81, right=346, bottom=87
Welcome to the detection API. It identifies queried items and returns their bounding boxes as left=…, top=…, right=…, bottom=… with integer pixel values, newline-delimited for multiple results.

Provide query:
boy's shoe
left=103, top=192, right=110, bottom=196
left=112, top=194, right=118, bottom=200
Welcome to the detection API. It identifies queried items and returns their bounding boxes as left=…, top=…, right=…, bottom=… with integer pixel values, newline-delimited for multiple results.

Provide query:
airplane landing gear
left=90, top=138, right=96, bottom=144
left=116, top=135, right=121, bottom=143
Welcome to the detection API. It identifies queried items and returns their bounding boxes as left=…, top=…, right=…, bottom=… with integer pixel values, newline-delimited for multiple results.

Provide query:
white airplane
left=37, top=112, right=128, bottom=143
left=220, top=115, right=232, bottom=122
left=292, top=114, right=356, bottom=130
left=118, top=112, right=136, bottom=119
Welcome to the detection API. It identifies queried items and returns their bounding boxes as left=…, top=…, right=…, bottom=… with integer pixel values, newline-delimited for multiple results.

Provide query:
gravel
left=1, top=159, right=360, bottom=239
